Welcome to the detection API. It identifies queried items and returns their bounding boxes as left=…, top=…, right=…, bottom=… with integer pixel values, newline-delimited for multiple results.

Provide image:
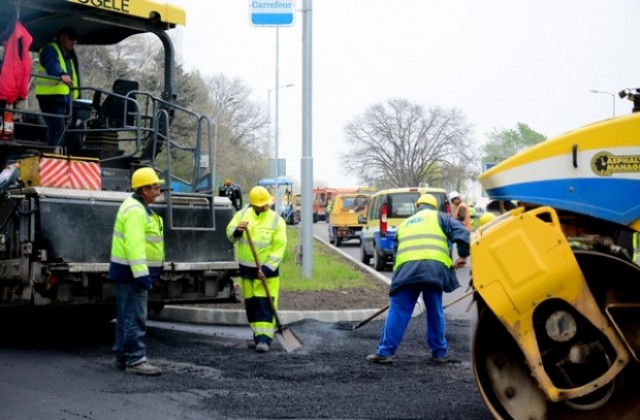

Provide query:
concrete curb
left=153, top=234, right=424, bottom=326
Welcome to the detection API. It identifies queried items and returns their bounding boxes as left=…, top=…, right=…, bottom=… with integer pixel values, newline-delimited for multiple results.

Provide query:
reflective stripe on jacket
left=226, top=206, right=287, bottom=275
left=393, top=208, right=452, bottom=271
left=35, top=42, right=79, bottom=98
left=109, top=195, right=164, bottom=280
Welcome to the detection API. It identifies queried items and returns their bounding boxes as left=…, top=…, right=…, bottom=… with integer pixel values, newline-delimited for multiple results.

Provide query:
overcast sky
left=165, top=0, right=640, bottom=189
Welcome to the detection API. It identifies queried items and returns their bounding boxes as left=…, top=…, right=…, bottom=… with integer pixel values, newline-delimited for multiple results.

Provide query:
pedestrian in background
left=366, top=193, right=470, bottom=365
left=109, top=167, right=165, bottom=376
left=35, top=26, right=80, bottom=147
left=219, top=178, right=243, bottom=210
left=226, top=186, right=287, bottom=352
left=449, top=191, right=472, bottom=231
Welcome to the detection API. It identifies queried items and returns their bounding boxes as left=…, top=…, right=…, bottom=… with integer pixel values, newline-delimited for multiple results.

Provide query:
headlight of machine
left=545, top=310, right=577, bottom=342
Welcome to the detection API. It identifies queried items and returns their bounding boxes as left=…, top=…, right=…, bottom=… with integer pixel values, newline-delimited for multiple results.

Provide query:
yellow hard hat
left=416, top=194, right=438, bottom=209
left=131, top=167, right=164, bottom=189
left=479, top=212, right=497, bottom=226
left=249, top=186, right=273, bottom=207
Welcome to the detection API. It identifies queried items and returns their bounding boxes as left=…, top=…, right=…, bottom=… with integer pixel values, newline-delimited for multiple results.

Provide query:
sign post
left=250, top=1, right=296, bottom=216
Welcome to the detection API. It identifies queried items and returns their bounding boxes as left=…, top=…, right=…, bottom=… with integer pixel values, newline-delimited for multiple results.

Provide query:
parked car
left=359, top=187, right=450, bottom=271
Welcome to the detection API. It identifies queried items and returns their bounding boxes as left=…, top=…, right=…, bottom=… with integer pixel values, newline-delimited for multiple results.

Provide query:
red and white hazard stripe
left=69, top=160, right=101, bottom=190
left=39, top=157, right=69, bottom=188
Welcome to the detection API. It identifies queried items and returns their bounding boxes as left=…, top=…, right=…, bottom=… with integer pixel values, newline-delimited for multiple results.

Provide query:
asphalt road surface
left=0, top=307, right=491, bottom=420
left=3, top=226, right=631, bottom=419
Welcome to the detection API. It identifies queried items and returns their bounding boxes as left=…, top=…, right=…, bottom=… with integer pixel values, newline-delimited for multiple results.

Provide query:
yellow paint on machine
left=472, top=206, right=630, bottom=401
left=472, top=207, right=582, bottom=327
left=480, top=112, right=640, bottom=181
left=67, top=0, right=186, bottom=26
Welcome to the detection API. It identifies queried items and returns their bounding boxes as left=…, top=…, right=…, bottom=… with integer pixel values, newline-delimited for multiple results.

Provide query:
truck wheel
left=335, top=236, right=342, bottom=247
left=360, top=242, right=371, bottom=265
left=328, top=226, right=335, bottom=244
left=374, top=248, right=386, bottom=271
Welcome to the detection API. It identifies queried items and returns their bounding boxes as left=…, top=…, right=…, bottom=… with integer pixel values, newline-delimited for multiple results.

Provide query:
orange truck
left=313, top=188, right=337, bottom=222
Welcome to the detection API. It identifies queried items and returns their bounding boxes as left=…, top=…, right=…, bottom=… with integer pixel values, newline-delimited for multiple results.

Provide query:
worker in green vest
left=35, top=26, right=80, bottom=147
left=366, top=193, right=470, bottom=365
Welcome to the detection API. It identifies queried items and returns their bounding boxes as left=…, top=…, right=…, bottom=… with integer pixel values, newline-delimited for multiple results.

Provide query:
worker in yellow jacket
left=227, top=186, right=287, bottom=353
left=109, top=167, right=165, bottom=376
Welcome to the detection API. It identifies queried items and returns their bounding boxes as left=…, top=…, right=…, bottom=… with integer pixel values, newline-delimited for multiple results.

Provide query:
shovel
left=245, top=229, right=303, bottom=352
left=335, top=270, right=472, bottom=331
left=333, top=304, right=390, bottom=331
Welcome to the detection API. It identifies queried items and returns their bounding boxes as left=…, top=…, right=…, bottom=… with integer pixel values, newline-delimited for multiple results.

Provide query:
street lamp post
left=268, top=83, right=294, bottom=215
left=211, top=96, right=239, bottom=191
left=590, top=89, right=616, bottom=117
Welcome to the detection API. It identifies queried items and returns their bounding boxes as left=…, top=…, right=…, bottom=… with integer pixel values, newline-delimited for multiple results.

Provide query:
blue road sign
left=250, top=0, right=295, bottom=26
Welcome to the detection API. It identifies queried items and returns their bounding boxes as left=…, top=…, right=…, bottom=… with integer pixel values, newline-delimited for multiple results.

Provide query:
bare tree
left=206, top=74, right=269, bottom=190
left=341, top=98, right=475, bottom=189
left=62, top=38, right=270, bottom=191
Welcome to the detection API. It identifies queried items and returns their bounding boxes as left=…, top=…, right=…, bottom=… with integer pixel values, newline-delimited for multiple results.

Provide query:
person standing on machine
left=34, top=26, right=80, bottom=147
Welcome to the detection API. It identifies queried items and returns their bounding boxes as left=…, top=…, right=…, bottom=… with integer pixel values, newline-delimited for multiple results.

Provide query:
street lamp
left=268, top=83, right=294, bottom=215
left=211, top=96, right=239, bottom=190
left=590, top=89, right=616, bottom=117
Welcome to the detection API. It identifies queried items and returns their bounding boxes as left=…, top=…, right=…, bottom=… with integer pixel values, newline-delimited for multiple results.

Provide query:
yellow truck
left=327, top=193, right=370, bottom=247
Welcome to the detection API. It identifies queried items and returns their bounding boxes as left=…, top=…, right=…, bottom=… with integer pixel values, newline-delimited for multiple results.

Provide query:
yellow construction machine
left=470, top=90, right=640, bottom=419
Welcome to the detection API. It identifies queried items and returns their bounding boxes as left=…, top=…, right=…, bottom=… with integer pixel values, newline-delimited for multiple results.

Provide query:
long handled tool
left=245, top=229, right=303, bottom=352
left=336, top=269, right=472, bottom=331
left=350, top=304, right=390, bottom=330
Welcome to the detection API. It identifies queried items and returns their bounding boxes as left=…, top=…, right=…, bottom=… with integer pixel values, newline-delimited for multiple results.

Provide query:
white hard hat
left=449, top=191, right=461, bottom=200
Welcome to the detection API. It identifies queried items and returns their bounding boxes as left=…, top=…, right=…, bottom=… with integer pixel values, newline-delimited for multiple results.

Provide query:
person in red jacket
left=0, top=20, right=33, bottom=138
left=0, top=19, right=33, bottom=105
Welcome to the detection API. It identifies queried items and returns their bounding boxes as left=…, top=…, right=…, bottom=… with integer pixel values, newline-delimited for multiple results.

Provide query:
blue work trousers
left=376, top=284, right=447, bottom=358
left=37, top=95, right=69, bottom=146
left=112, top=282, right=149, bottom=366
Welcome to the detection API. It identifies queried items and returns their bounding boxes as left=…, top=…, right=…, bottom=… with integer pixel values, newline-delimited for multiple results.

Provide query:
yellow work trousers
left=241, top=276, right=279, bottom=342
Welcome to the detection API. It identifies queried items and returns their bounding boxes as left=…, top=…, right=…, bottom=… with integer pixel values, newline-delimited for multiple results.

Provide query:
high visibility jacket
left=0, top=21, right=32, bottom=103
left=226, top=207, right=287, bottom=275
left=109, top=195, right=164, bottom=281
left=35, top=42, right=79, bottom=99
left=393, top=208, right=452, bottom=271
left=454, top=201, right=472, bottom=231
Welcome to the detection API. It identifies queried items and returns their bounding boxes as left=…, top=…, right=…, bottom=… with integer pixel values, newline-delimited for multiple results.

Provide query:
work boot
left=255, top=342, right=270, bottom=353
left=125, top=361, right=162, bottom=376
left=365, top=353, right=392, bottom=364
left=430, top=356, right=448, bottom=364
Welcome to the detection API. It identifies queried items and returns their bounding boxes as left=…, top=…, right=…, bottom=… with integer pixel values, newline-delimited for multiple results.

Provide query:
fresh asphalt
left=152, top=234, right=427, bottom=326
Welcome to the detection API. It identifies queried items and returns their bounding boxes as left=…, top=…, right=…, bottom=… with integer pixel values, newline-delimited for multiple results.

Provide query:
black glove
left=134, top=275, right=153, bottom=290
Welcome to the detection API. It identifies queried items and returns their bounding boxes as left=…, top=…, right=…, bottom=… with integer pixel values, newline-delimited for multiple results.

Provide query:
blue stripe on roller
left=485, top=178, right=640, bottom=225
